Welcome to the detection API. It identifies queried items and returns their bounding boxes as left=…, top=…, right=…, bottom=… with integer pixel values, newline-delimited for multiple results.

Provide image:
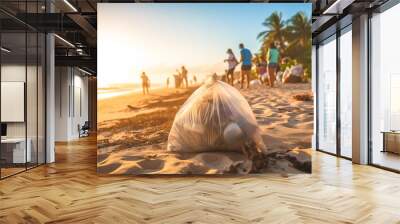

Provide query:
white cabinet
left=1, top=138, right=32, bottom=163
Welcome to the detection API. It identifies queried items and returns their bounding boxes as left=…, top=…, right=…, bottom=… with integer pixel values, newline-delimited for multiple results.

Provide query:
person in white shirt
left=224, top=48, right=238, bottom=85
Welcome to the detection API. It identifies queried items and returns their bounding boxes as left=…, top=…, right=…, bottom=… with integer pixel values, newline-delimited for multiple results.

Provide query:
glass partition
left=0, top=2, right=46, bottom=179
left=1, top=31, right=28, bottom=177
left=371, top=3, right=400, bottom=171
left=339, top=27, right=352, bottom=158
left=317, top=35, right=337, bottom=154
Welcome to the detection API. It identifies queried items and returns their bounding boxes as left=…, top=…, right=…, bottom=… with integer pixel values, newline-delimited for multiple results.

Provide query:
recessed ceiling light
left=78, top=67, right=92, bottom=76
left=54, top=34, right=75, bottom=48
left=63, top=0, right=78, bottom=12
left=1, top=47, right=11, bottom=53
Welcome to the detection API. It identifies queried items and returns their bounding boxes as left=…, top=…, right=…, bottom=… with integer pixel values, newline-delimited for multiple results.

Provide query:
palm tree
left=285, top=12, right=311, bottom=50
left=257, top=11, right=312, bottom=81
left=285, top=12, right=312, bottom=80
left=257, top=12, right=287, bottom=53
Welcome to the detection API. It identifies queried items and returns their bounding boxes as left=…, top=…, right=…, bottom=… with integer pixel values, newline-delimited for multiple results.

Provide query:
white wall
left=55, top=67, right=89, bottom=141
left=312, top=45, right=317, bottom=150
left=55, top=66, right=70, bottom=141
left=1, top=65, right=37, bottom=138
left=1, top=65, right=26, bottom=138
left=72, top=72, right=89, bottom=138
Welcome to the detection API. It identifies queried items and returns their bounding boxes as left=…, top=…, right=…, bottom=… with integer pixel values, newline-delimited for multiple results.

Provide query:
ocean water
left=98, top=84, right=162, bottom=100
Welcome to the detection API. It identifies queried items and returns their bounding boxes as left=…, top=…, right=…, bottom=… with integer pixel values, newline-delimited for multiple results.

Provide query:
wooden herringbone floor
left=1, top=137, right=400, bottom=224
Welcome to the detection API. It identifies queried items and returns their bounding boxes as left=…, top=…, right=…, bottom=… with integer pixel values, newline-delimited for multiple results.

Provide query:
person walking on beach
left=239, top=43, right=253, bottom=89
left=141, top=72, right=150, bottom=94
left=181, top=66, right=188, bottom=88
left=193, top=75, right=197, bottom=84
left=267, top=42, right=280, bottom=88
left=224, top=48, right=238, bottom=85
left=256, top=54, right=268, bottom=85
left=166, top=77, right=170, bottom=88
left=176, top=69, right=183, bottom=88
left=173, top=74, right=179, bottom=88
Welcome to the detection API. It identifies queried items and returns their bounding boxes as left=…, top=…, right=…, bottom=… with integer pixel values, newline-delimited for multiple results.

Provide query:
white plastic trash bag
left=290, top=64, right=304, bottom=77
left=260, top=73, right=268, bottom=82
left=167, top=76, right=266, bottom=153
left=249, top=79, right=262, bottom=88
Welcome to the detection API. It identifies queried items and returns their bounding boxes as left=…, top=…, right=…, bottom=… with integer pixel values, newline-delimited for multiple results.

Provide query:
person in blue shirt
left=239, top=43, right=253, bottom=89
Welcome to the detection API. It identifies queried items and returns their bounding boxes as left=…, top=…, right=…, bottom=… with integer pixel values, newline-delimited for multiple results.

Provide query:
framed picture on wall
left=97, top=3, right=313, bottom=175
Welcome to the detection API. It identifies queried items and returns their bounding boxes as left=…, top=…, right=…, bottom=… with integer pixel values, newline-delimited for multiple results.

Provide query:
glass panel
left=0, top=1, right=46, bottom=178
left=317, top=36, right=337, bottom=154
left=26, top=0, right=38, bottom=169
left=1, top=32, right=27, bottom=177
left=371, top=4, right=400, bottom=171
left=27, top=31, right=38, bottom=169
left=339, top=28, right=352, bottom=158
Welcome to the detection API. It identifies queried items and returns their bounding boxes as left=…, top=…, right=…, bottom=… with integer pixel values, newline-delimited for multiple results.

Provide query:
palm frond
left=257, top=30, right=269, bottom=40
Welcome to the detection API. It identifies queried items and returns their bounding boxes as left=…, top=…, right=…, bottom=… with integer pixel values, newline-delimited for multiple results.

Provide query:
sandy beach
left=97, top=83, right=313, bottom=174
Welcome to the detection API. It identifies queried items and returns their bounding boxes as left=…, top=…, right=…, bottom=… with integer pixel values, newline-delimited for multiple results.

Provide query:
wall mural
left=97, top=3, right=313, bottom=175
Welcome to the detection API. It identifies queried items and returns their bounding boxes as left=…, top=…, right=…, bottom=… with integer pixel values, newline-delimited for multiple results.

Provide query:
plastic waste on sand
left=167, top=76, right=266, bottom=154
left=249, top=79, right=262, bottom=88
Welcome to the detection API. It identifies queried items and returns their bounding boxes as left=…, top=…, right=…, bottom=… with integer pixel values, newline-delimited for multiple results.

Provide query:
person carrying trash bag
left=167, top=74, right=266, bottom=165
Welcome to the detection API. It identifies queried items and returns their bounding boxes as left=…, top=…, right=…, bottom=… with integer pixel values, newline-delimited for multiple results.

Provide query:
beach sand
left=97, top=83, right=313, bottom=175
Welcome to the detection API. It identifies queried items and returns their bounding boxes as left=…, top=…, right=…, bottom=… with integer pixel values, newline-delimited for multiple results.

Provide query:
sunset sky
left=98, top=3, right=311, bottom=88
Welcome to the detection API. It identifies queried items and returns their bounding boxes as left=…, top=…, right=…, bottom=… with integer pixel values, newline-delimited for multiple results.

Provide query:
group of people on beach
left=140, top=42, right=280, bottom=94
left=141, top=66, right=199, bottom=95
left=171, top=66, right=190, bottom=89
left=224, top=42, right=280, bottom=88
left=167, top=66, right=198, bottom=89
left=168, top=66, right=198, bottom=89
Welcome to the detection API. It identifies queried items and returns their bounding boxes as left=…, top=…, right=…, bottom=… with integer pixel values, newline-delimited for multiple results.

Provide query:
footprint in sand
left=125, top=166, right=142, bottom=174
left=253, top=109, right=264, bottom=115
left=282, top=120, right=297, bottom=128
left=97, top=163, right=121, bottom=173
left=180, top=163, right=209, bottom=174
left=137, top=159, right=165, bottom=171
left=97, top=154, right=109, bottom=163
left=258, top=118, right=275, bottom=125
left=121, top=155, right=144, bottom=161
